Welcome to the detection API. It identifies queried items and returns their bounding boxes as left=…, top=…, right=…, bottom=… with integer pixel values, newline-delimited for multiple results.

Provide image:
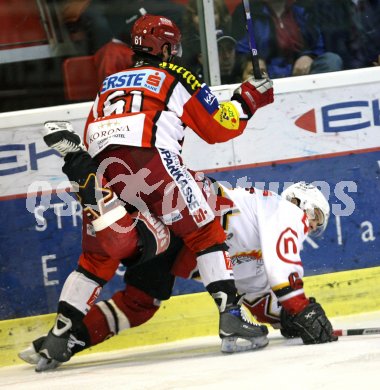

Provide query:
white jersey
left=218, top=186, right=309, bottom=306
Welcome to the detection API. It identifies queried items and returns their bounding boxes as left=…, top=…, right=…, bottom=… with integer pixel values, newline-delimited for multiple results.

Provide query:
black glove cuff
left=231, top=93, right=254, bottom=119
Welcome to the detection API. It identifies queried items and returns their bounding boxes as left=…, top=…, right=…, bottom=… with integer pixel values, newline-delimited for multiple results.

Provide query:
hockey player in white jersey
left=208, top=181, right=336, bottom=345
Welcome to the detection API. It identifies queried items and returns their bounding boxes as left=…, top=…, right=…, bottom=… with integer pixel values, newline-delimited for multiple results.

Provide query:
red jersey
left=84, top=59, right=249, bottom=157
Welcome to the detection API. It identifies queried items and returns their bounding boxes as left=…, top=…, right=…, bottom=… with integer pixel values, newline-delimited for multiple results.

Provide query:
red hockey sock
left=83, top=305, right=114, bottom=346
left=112, top=285, right=160, bottom=327
left=83, top=285, right=160, bottom=347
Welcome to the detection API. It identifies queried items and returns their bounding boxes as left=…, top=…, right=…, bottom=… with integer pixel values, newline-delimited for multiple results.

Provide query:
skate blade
left=35, top=357, right=61, bottom=372
left=221, top=335, right=269, bottom=353
left=44, top=121, right=74, bottom=133
left=18, top=345, right=40, bottom=365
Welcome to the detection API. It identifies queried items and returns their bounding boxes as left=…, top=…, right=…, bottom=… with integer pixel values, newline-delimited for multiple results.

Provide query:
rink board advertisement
left=0, top=69, right=379, bottom=319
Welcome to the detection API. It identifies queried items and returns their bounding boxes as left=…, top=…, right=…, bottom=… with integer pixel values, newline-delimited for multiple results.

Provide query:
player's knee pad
left=59, top=269, right=104, bottom=315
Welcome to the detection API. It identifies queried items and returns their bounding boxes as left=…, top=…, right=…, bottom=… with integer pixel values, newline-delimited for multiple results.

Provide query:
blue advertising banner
left=1, top=149, right=379, bottom=319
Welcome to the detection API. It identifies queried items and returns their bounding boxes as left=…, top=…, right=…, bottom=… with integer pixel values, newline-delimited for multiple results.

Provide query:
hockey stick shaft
left=242, top=0, right=262, bottom=79
left=333, top=327, right=380, bottom=336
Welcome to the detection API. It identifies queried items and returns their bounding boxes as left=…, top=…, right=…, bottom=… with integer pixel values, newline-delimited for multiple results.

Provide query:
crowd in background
left=0, top=0, right=379, bottom=113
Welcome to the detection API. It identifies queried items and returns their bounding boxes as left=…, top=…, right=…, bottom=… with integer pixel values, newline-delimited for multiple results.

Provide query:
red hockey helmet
left=131, top=14, right=182, bottom=57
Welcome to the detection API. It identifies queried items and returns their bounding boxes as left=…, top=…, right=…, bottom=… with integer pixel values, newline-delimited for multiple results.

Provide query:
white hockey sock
left=59, top=271, right=102, bottom=315
left=196, top=251, right=234, bottom=287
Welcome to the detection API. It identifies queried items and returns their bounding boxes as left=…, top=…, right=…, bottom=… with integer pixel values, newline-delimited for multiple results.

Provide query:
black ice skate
left=219, top=303, right=269, bottom=353
left=43, top=121, right=85, bottom=157
left=18, top=335, right=62, bottom=371
left=211, top=289, right=269, bottom=353
left=19, top=313, right=87, bottom=372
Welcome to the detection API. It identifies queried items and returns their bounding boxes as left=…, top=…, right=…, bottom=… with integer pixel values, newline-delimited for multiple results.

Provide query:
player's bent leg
left=19, top=276, right=162, bottom=370
left=19, top=267, right=103, bottom=371
left=65, top=151, right=170, bottom=263
left=22, top=249, right=119, bottom=372
left=82, top=236, right=179, bottom=348
left=209, top=280, right=269, bottom=353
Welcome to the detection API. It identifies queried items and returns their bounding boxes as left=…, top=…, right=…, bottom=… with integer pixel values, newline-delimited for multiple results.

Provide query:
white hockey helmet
left=282, top=182, right=330, bottom=237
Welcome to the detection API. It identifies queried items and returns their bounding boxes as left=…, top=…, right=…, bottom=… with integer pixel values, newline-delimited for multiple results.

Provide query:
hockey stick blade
left=333, top=327, right=380, bottom=337
left=242, top=0, right=262, bottom=79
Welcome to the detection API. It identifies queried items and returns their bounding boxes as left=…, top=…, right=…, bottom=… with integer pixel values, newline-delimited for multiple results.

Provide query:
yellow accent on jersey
left=272, top=282, right=291, bottom=292
left=160, top=62, right=201, bottom=90
left=232, top=249, right=263, bottom=260
left=222, top=208, right=240, bottom=231
left=213, top=102, right=240, bottom=130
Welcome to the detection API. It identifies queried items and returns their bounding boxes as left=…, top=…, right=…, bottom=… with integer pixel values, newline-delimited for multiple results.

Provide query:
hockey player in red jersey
left=23, top=13, right=274, bottom=370
left=82, top=14, right=273, bottom=321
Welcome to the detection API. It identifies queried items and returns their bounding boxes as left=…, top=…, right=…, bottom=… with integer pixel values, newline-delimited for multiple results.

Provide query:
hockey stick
left=333, top=327, right=380, bottom=337
left=242, top=0, right=262, bottom=79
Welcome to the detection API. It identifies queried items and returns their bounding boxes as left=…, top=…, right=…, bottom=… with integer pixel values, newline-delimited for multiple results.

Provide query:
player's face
left=308, top=208, right=325, bottom=235
left=218, top=41, right=236, bottom=75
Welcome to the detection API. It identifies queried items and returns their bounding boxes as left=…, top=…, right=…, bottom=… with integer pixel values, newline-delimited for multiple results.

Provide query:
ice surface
left=1, top=311, right=379, bottom=390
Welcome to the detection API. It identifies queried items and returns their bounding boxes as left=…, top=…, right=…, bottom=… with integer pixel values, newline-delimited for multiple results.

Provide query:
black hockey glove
left=280, top=297, right=338, bottom=344
left=279, top=311, right=301, bottom=339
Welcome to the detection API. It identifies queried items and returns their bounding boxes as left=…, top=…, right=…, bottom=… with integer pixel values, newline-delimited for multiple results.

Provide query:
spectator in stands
left=216, top=32, right=242, bottom=84
left=239, top=54, right=268, bottom=81
left=312, top=0, right=365, bottom=70
left=313, top=0, right=380, bottom=70
left=231, top=0, right=343, bottom=79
